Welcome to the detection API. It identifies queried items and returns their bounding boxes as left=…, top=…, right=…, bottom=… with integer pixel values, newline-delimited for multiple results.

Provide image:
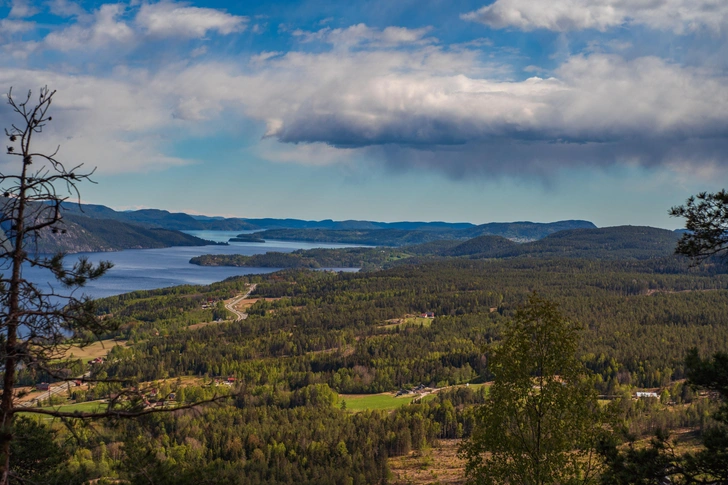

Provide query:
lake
left=21, top=231, right=362, bottom=299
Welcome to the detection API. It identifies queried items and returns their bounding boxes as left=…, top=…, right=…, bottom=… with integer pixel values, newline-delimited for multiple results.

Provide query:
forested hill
left=254, top=220, right=596, bottom=246
left=59, top=201, right=595, bottom=235
left=191, top=225, right=682, bottom=270
left=33, top=214, right=218, bottom=253
left=39, top=255, right=728, bottom=483
left=444, top=225, right=681, bottom=260
left=59, top=203, right=258, bottom=231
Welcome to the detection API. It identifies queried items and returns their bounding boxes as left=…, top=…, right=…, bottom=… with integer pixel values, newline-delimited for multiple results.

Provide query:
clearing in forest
left=63, top=339, right=127, bottom=364
left=389, top=439, right=465, bottom=485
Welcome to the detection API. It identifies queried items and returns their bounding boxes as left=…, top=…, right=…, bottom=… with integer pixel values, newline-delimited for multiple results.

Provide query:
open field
left=381, top=316, right=435, bottom=330
left=64, top=339, right=127, bottom=364
left=341, top=384, right=488, bottom=412
left=389, top=439, right=465, bottom=485
left=17, top=400, right=107, bottom=418
left=341, top=393, right=420, bottom=411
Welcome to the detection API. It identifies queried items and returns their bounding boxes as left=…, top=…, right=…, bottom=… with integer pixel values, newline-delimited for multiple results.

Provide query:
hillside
left=444, top=235, right=518, bottom=257
left=254, top=220, right=595, bottom=246
left=190, top=247, right=410, bottom=270
left=191, top=226, right=682, bottom=270
left=60, top=201, right=596, bottom=236
left=516, top=225, right=681, bottom=259
left=30, top=255, right=728, bottom=483
left=459, top=220, right=596, bottom=241
left=60, top=204, right=257, bottom=231
left=32, top=214, right=218, bottom=253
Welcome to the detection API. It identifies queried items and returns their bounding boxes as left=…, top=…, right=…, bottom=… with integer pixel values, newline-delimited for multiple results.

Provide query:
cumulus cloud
left=135, top=2, right=247, bottom=38
left=462, top=0, right=728, bottom=34
left=44, top=4, right=133, bottom=51
left=8, top=0, right=37, bottom=18
left=0, top=18, right=34, bottom=35
left=99, top=42, right=723, bottom=177
left=232, top=51, right=728, bottom=149
left=293, top=24, right=434, bottom=48
left=6, top=37, right=728, bottom=178
left=3, top=8, right=727, bottom=180
left=47, top=0, right=85, bottom=18
left=0, top=68, right=189, bottom=173
left=30, top=1, right=246, bottom=53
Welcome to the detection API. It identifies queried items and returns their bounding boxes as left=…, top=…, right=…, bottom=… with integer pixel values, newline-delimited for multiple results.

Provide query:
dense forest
left=59, top=201, right=594, bottom=235
left=191, top=225, right=683, bottom=271
left=253, top=220, right=596, bottom=246
left=14, top=250, right=728, bottom=483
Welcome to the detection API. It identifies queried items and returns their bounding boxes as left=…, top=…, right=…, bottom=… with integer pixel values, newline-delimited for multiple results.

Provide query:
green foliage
left=9, top=418, right=70, bottom=484
left=599, top=349, right=728, bottom=484
left=461, top=295, right=605, bottom=485
left=681, top=349, right=728, bottom=482
left=597, top=429, right=679, bottom=485
left=190, top=247, right=410, bottom=269
left=192, top=226, right=686, bottom=275
left=671, top=190, right=728, bottom=262
left=18, top=255, right=728, bottom=483
left=253, top=220, right=595, bottom=247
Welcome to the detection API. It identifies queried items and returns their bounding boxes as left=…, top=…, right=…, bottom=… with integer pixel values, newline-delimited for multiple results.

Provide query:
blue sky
left=1, top=0, right=727, bottom=228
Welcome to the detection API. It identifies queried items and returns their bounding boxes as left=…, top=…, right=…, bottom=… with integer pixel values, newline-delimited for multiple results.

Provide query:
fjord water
left=21, top=231, right=360, bottom=299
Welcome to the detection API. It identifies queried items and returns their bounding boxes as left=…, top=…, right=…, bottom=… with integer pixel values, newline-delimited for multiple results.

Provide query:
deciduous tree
left=460, top=294, right=604, bottom=485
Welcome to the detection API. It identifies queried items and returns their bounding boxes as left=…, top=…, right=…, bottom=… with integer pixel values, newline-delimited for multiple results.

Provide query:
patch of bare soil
left=389, top=439, right=466, bottom=485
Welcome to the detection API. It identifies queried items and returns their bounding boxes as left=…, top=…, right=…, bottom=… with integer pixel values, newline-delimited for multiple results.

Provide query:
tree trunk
left=0, top=140, right=29, bottom=485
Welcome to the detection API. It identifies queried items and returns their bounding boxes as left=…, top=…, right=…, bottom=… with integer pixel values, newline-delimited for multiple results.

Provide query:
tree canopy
left=460, top=294, right=604, bottom=485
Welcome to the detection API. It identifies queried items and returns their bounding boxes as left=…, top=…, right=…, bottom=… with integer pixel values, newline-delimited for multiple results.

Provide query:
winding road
left=225, top=284, right=257, bottom=321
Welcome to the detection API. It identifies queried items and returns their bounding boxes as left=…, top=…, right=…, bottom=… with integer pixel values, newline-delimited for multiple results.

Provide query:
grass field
left=17, top=400, right=106, bottom=418
left=381, top=316, right=435, bottom=330
left=64, top=339, right=126, bottom=364
left=341, top=393, right=418, bottom=411
left=341, top=384, right=489, bottom=412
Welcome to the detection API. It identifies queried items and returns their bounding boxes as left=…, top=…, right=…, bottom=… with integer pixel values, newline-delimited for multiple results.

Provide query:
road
left=16, top=372, right=91, bottom=408
left=225, top=284, right=257, bottom=321
left=16, top=285, right=259, bottom=408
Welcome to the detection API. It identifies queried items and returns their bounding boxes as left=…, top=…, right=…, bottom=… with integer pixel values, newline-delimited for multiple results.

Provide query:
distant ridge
left=254, top=221, right=596, bottom=246
left=407, top=225, right=681, bottom=260
left=190, top=225, right=685, bottom=271
left=59, top=201, right=596, bottom=236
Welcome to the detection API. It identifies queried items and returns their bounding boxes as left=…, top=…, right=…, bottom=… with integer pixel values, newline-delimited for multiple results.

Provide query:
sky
left=1, top=0, right=727, bottom=228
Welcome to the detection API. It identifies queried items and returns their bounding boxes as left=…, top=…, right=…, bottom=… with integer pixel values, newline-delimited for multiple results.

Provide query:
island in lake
left=229, top=233, right=266, bottom=243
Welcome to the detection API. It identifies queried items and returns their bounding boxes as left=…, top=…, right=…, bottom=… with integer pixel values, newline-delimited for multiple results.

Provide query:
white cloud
left=8, top=0, right=37, bottom=18
left=226, top=49, right=728, bottom=149
left=44, top=4, right=134, bottom=51
left=2, top=39, right=39, bottom=59
left=135, top=2, right=247, bottom=38
left=47, top=0, right=85, bottom=17
left=0, top=18, right=34, bottom=35
left=173, top=47, right=727, bottom=176
left=32, top=1, right=246, bottom=53
left=462, top=0, right=728, bottom=34
left=293, top=24, right=435, bottom=48
left=0, top=68, right=189, bottom=173
left=3, top=13, right=728, bottom=179
left=250, top=51, right=282, bottom=63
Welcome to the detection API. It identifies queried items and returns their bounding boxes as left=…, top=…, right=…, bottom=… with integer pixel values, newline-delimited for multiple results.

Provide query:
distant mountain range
left=10, top=201, right=684, bottom=256
left=254, top=220, right=597, bottom=246
left=59, top=202, right=595, bottom=237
